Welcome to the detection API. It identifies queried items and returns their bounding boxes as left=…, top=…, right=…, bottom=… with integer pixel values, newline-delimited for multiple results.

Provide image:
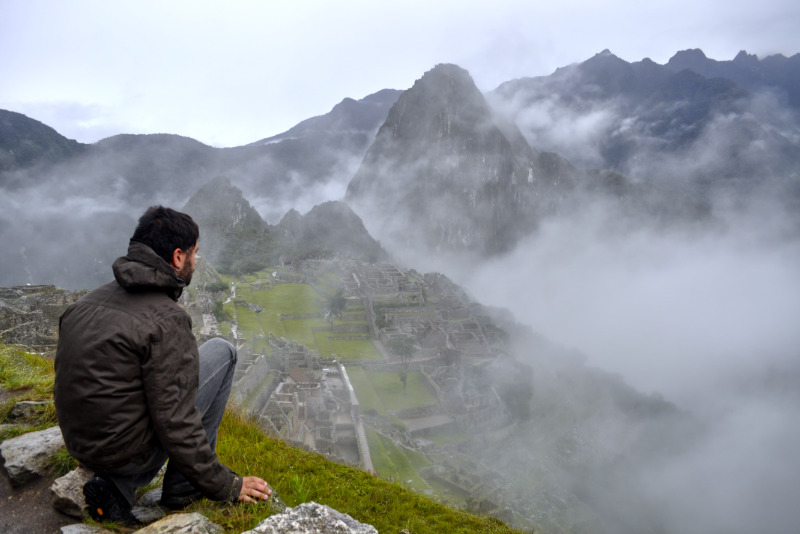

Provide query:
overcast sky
left=1, top=0, right=798, bottom=147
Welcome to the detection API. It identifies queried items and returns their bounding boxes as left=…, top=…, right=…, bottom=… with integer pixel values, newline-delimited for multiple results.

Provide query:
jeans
left=86, top=337, right=237, bottom=506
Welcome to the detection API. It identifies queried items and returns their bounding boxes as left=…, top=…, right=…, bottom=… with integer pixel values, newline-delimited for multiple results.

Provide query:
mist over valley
left=2, top=49, right=799, bottom=533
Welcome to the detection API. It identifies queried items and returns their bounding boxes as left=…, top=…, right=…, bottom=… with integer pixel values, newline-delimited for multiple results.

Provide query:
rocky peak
left=277, top=201, right=384, bottom=261
left=733, top=49, right=760, bottom=69
left=182, top=177, right=272, bottom=269
left=666, top=48, right=711, bottom=72
left=184, top=176, right=265, bottom=233
left=346, top=63, right=539, bottom=256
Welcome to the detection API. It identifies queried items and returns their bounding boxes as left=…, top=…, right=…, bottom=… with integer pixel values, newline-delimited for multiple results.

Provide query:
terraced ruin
left=186, top=258, right=524, bottom=525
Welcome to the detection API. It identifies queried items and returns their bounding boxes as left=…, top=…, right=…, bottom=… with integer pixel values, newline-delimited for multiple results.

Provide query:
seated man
left=54, top=206, right=271, bottom=523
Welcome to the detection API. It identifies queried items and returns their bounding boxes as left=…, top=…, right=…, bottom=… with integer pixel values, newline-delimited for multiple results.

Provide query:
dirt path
left=0, top=469, right=77, bottom=534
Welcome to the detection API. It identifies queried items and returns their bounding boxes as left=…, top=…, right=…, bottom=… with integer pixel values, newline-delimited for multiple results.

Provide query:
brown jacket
left=54, top=241, right=241, bottom=501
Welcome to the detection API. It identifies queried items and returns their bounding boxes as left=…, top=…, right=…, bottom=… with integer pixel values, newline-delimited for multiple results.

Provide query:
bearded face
left=176, top=244, right=198, bottom=286
left=178, top=260, right=194, bottom=286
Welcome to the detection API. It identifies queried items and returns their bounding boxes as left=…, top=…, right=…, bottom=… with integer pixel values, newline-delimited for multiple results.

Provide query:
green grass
left=1, top=342, right=524, bottom=533
left=365, top=370, right=438, bottom=412
left=366, top=428, right=430, bottom=491
left=231, top=283, right=328, bottom=355
left=0, top=344, right=60, bottom=444
left=345, top=366, right=388, bottom=417
left=281, top=318, right=328, bottom=348
left=0, top=344, right=55, bottom=396
left=314, top=333, right=382, bottom=361
left=198, top=410, right=522, bottom=534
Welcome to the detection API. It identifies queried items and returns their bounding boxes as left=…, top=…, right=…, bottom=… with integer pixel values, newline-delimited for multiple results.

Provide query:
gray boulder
left=132, top=487, right=167, bottom=524
left=0, top=425, right=64, bottom=485
left=51, top=465, right=94, bottom=517
left=133, top=512, right=223, bottom=533
left=60, top=524, right=114, bottom=534
left=242, top=502, right=378, bottom=534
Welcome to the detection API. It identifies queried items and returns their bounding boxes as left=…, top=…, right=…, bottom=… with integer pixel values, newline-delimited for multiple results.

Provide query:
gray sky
left=2, top=0, right=798, bottom=147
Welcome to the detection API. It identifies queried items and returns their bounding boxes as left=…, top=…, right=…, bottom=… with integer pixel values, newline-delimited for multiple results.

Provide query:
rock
left=60, top=524, right=114, bottom=534
left=133, top=512, right=223, bottom=533
left=137, top=486, right=163, bottom=507
left=242, top=502, right=378, bottom=534
left=8, top=400, right=52, bottom=420
left=131, top=505, right=168, bottom=525
left=51, top=466, right=94, bottom=517
left=0, top=425, right=64, bottom=485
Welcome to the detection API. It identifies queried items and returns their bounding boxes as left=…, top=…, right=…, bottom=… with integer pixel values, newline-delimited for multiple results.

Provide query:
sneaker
left=83, top=476, right=140, bottom=525
left=160, top=486, right=203, bottom=510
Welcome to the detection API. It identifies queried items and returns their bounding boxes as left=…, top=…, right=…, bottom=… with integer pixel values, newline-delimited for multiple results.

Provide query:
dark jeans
left=86, top=337, right=237, bottom=506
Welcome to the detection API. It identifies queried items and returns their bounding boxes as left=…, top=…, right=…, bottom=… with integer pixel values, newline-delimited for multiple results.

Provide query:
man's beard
left=179, top=263, right=194, bottom=286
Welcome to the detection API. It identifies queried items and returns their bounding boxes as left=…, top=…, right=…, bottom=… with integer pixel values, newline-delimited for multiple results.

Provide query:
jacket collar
left=112, top=240, right=186, bottom=300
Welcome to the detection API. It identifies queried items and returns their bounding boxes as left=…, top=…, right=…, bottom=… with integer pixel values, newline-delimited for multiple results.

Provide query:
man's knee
left=199, top=337, right=237, bottom=367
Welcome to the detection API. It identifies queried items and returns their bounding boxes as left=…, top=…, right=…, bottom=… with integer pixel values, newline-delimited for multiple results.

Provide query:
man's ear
left=170, top=248, right=185, bottom=271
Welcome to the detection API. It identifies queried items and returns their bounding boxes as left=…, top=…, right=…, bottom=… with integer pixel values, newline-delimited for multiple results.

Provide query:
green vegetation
left=317, top=337, right=382, bottom=361
left=328, top=287, right=346, bottom=317
left=212, top=300, right=233, bottom=323
left=366, top=427, right=430, bottom=490
left=200, top=410, right=521, bottom=533
left=346, top=367, right=437, bottom=420
left=0, top=344, right=54, bottom=396
left=344, top=366, right=388, bottom=417
left=0, top=344, right=59, bottom=445
left=365, top=370, right=437, bottom=411
left=221, top=274, right=383, bottom=361
left=0, top=342, right=522, bottom=534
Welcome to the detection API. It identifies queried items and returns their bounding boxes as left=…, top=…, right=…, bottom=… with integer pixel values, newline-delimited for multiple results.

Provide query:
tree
left=212, top=301, right=232, bottom=323
left=387, top=337, right=416, bottom=394
left=328, top=288, right=346, bottom=318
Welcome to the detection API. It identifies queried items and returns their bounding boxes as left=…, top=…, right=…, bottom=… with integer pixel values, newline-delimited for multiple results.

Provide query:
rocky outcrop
left=346, top=63, right=548, bottom=257
left=241, top=502, right=378, bottom=534
left=133, top=512, right=223, bottom=534
left=51, top=466, right=94, bottom=517
left=0, top=425, right=64, bottom=485
left=1, top=425, right=378, bottom=534
left=0, top=286, right=85, bottom=352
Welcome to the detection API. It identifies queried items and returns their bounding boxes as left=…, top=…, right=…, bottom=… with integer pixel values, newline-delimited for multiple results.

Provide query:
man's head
left=131, top=206, right=200, bottom=285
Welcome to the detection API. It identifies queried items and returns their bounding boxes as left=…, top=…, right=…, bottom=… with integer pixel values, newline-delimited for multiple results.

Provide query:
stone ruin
left=0, top=286, right=85, bottom=353
left=231, top=332, right=370, bottom=471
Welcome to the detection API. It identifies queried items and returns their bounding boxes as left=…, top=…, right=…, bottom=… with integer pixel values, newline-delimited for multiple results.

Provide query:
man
left=54, top=206, right=270, bottom=524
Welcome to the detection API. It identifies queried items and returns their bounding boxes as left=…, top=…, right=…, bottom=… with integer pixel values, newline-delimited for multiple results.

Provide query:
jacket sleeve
left=141, top=309, right=242, bottom=502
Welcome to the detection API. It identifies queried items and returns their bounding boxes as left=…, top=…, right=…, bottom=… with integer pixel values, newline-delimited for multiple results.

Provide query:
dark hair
left=131, top=206, right=199, bottom=264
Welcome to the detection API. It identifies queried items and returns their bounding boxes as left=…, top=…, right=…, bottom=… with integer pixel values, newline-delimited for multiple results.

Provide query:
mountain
left=0, top=91, right=398, bottom=289
left=250, top=89, right=402, bottom=145
left=182, top=176, right=386, bottom=275
left=277, top=201, right=387, bottom=262
left=346, top=63, right=706, bottom=260
left=666, top=49, right=800, bottom=107
left=490, top=49, right=800, bottom=199
left=182, top=176, right=275, bottom=274
left=0, top=109, right=86, bottom=177
left=346, top=64, right=564, bottom=256
left=2, top=48, right=797, bottom=289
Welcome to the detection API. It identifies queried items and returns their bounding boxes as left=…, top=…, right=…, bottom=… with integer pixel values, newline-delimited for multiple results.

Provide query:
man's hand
left=239, top=476, right=272, bottom=503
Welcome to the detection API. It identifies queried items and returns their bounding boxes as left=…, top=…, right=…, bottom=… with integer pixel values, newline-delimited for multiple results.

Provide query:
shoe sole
left=83, top=477, right=129, bottom=523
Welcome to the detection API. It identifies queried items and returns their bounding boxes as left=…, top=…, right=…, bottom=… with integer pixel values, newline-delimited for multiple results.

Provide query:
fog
left=363, top=176, right=799, bottom=532
left=3, top=60, right=799, bottom=534
left=464, top=203, right=800, bottom=409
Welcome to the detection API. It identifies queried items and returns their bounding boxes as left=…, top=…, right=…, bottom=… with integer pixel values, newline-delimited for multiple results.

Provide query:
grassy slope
left=0, top=343, right=526, bottom=533
left=223, top=274, right=383, bottom=361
